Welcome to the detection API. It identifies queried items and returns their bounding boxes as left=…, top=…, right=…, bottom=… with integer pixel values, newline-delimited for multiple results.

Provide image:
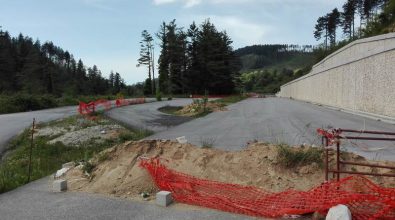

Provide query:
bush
left=119, top=131, right=135, bottom=142
left=276, top=144, right=323, bottom=168
left=0, top=93, right=59, bottom=114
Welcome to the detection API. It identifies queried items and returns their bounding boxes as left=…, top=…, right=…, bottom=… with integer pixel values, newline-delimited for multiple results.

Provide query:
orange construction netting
left=140, top=158, right=395, bottom=219
left=78, top=98, right=145, bottom=115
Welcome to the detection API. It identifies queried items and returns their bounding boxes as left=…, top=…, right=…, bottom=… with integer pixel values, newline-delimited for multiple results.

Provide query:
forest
left=137, top=20, right=240, bottom=96
left=0, top=27, right=130, bottom=113
left=313, top=0, right=395, bottom=60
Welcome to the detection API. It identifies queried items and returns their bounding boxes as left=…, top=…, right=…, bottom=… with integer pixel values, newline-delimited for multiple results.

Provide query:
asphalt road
left=146, top=98, right=395, bottom=161
left=105, top=98, right=195, bottom=132
left=0, top=177, right=253, bottom=220
left=0, top=106, right=77, bottom=155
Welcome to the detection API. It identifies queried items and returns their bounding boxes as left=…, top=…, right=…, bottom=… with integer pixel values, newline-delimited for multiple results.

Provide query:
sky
left=0, top=0, right=344, bottom=84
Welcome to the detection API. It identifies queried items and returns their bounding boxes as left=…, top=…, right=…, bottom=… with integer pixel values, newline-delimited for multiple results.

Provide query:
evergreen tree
left=342, top=0, right=358, bottom=39
left=314, top=16, right=329, bottom=48
left=328, top=8, right=341, bottom=46
left=156, top=22, right=169, bottom=94
left=137, top=30, right=154, bottom=95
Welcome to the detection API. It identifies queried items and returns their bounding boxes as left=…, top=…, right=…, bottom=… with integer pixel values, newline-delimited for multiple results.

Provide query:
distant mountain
left=234, top=44, right=315, bottom=94
left=235, top=44, right=315, bottom=72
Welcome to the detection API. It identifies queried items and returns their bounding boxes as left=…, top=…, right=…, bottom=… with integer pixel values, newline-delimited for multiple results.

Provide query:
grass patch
left=200, top=137, right=216, bottom=149
left=0, top=115, right=151, bottom=194
left=158, top=106, right=183, bottom=115
left=276, top=144, right=323, bottom=168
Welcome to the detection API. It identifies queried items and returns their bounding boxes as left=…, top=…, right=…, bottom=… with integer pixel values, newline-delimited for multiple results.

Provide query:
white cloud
left=153, top=0, right=202, bottom=8
left=153, top=0, right=177, bottom=5
left=153, top=0, right=344, bottom=8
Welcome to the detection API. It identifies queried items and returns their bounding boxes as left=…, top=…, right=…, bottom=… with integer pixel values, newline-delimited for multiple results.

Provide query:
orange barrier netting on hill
left=140, top=158, right=395, bottom=219
left=115, top=98, right=145, bottom=107
left=79, top=98, right=145, bottom=115
left=78, top=99, right=111, bottom=115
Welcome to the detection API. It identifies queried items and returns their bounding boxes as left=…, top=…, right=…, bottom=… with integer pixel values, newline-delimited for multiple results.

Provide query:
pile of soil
left=177, top=102, right=226, bottom=116
left=64, top=140, right=395, bottom=200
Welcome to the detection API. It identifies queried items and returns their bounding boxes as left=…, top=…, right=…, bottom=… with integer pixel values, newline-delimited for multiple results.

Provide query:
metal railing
left=317, top=128, right=395, bottom=181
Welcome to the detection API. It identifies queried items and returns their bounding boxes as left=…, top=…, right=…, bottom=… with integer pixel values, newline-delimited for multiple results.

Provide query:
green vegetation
left=200, top=137, right=216, bottom=149
left=142, top=20, right=240, bottom=96
left=0, top=115, right=151, bottom=193
left=276, top=144, right=323, bottom=168
left=118, top=129, right=152, bottom=142
left=314, top=0, right=395, bottom=62
left=234, top=45, right=314, bottom=93
left=0, top=93, right=126, bottom=114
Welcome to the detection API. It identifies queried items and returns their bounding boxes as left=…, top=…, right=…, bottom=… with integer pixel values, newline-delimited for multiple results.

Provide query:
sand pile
left=64, top=140, right=395, bottom=200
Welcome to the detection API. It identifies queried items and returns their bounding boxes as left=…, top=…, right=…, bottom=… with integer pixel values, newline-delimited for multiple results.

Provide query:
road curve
left=146, top=98, right=395, bottom=161
left=105, top=98, right=195, bottom=132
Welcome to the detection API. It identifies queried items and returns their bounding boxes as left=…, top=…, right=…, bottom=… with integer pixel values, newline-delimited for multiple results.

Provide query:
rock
left=176, top=136, right=187, bottom=144
left=326, top=204, right=352, bottom=220
left=53, top=179, right=67, bottom=192
left=62, top=162, right=75, bottom=169
left=156, top=191, right=173, bottom=207
left=55, top=167, right=70, bottom=178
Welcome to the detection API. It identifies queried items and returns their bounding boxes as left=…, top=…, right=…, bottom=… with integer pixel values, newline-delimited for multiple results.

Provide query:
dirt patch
left=64, top=140, right=395, bottom=201
left=48, top=125, right=124, bottom=146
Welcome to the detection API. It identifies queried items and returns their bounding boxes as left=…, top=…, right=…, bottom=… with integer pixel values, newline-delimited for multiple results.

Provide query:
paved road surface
left=106, top=98, right=195, bottom=132
left=0, top=106, right=77, bottom=155
left=147, top=98, right=395, bottom=161
left=0, top=177, right=253, bottom=220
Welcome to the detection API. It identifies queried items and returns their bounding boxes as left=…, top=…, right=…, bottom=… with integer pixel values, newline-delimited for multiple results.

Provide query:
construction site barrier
left=78, top=99, right=111, bottom=115
left=78, top=98, right=145, bottom=116
left=115, top=98, right=145, bottom=107
left=140, top=158, right=395, bottom=219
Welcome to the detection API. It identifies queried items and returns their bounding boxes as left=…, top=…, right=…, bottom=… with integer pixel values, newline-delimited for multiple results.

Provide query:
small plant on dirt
left=97, top=152, right=109, bottom=163
left=119, top=131, right=135, bottom=142
left=82, top=161, right=95, bottom=174
left=276, top=144, right=323, bottom=168
left=200, top=137, right=216, bottom=148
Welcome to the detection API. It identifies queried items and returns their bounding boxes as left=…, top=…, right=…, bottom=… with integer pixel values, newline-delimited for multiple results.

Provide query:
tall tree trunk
left=151, top=47, right=156, bottom=93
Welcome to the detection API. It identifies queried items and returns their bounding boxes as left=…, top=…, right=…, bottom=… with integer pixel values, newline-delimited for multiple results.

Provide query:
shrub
left=276, top=144, right=323, bottom=168
left=119, top=131, right=135, bottom=142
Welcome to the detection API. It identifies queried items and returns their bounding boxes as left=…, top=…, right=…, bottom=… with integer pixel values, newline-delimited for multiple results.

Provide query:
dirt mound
left=177, top=102, right=226, bottom=116
left=64, top=140, right=395, bottom=200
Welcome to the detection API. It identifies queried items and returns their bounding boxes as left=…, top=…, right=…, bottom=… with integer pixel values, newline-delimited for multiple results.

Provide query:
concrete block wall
left=278, top=33, right=395, bottom=118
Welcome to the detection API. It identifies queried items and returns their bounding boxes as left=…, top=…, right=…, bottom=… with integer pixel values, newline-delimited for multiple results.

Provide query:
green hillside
left=234, top=45, right=315, bottom=93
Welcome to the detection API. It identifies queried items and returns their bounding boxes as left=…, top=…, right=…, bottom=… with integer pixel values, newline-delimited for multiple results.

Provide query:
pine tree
left=137, top=30, right=154, bottom=95
left=156, top=22, right=169, bottom=94
left=328, top=8, right=341, bottom=46
left=314, top=16, right=329, bottom=48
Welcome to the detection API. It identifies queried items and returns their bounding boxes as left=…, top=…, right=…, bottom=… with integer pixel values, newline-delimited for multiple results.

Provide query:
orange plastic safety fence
left=140, top=158, right=395, bottom=219
left=78, top=98, right=145, bottom=116
left=115, top=98, right=145, bottom=107
left=78, top=99, right=111, bottom=115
